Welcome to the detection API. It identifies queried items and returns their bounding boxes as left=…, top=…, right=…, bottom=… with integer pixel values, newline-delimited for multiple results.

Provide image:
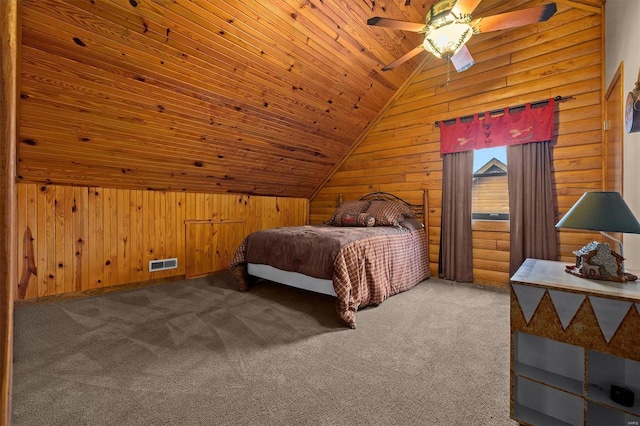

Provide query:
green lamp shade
left=555, top=191, right=640, bottom=234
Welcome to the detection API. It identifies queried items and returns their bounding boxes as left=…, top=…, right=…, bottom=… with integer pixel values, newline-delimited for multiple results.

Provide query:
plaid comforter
left=229, top=225, right=430, bottom=328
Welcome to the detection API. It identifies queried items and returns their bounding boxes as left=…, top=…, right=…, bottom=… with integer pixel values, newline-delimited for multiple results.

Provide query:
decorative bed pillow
left=331, top=212, right=376, bottom=227
left=399, top=218, right=424, bottom=231
left=366, top=200, right=415, bottom=227
left=326, top=200, right=371, bottom=224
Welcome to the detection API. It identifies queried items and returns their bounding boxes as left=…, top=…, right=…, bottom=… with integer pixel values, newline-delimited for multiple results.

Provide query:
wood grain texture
left=184, top=220, right=245, bottom=278
left=17, top=0, right=601, bottom=200
left=473, top=175, right=509, bottom=214
left=17, top=226, right=37, bottom=299
left=310, top=1, right=605, bottom=286
left=1, top=1, right=18, bottom=423
left=17, top=0, right=427, bottom=198
left=14, top=0, right=607, bottom=289
left=15, top=183, right=308, bottom=300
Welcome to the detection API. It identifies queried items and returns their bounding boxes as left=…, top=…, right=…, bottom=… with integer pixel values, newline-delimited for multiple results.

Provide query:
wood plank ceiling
left=19, top=0, right=428, bottom=198
left=18, top=0, right=603, bottom=198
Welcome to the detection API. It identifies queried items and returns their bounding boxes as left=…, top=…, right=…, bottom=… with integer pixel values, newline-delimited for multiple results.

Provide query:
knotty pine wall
left=16, top=183, right=308, bottom=301
left=310, top=1, right=605, bottom=287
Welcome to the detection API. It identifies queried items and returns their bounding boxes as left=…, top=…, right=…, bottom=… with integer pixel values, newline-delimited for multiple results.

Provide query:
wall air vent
left=149, top=258, right=178, bottom=272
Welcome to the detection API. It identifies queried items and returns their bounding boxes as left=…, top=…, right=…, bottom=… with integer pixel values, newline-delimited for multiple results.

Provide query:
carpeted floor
left=12, top=273, right=516, bottom=426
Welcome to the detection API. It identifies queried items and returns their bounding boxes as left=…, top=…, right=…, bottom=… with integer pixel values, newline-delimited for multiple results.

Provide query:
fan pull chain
left=446, top=58, right=451, bottom=85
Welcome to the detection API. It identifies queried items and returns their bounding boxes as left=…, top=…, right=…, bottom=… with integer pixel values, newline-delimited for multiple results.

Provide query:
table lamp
left=556, top=191, right=640, bottom=275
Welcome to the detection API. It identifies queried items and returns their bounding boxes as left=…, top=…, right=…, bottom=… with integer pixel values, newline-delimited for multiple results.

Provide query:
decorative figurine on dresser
left=566, top=241, right=637, bottom=282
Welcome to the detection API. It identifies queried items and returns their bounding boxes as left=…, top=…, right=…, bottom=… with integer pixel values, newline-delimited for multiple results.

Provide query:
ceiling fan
left=368, top=0, right=557, bottom=72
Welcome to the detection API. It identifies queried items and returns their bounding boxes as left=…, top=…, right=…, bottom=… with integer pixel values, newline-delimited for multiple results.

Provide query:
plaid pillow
left=326, top=200, right=371, bottom=224
left=366, top=200, right=414, bottom=227
left=331, top=212, right=376, bottom=227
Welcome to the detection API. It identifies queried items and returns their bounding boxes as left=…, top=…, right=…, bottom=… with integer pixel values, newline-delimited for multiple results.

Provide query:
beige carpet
left=12, top=272, right=516, bottom=426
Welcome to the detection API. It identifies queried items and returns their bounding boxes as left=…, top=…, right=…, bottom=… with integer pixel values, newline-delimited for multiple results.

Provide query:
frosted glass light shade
left=423, top=23, right=472, bottom=58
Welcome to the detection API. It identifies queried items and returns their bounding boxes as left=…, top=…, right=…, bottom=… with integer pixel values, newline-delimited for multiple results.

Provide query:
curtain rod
left=434, top=95, right=574, bottom=127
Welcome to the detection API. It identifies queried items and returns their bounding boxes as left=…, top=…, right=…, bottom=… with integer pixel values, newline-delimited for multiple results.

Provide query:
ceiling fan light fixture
left=368, top=1, right=558, bottom=71
left=423, top=21, right=473, bottom=59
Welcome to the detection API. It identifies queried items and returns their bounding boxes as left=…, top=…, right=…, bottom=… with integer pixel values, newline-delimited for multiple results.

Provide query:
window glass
left=472, top=147, right=509, bottom=220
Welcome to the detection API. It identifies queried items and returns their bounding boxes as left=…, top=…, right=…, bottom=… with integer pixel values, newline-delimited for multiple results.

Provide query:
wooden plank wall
left=310, top=1, right=605, bottom=287
left=184, top=219, right=246, bottom=278
left=15, top=183, right=308, bottom=301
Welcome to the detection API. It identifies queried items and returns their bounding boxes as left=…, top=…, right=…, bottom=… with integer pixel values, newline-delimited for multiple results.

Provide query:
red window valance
left=438, top=98, right=555, bottom=154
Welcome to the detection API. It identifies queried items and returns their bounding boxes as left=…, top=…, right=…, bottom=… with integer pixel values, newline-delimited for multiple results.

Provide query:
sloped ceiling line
left=18, top=0, right=426, bottom=197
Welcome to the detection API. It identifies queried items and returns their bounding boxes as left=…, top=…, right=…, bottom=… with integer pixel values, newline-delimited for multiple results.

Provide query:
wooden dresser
left=510, top=258, right=640, bottom=425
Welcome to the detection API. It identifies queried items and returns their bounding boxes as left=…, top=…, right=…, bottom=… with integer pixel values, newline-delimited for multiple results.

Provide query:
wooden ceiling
left=18, top=0, right=603, bottom=198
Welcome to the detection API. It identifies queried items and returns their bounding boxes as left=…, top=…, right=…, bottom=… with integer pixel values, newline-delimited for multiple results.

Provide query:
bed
left=229, top=191, right=431, bottom=328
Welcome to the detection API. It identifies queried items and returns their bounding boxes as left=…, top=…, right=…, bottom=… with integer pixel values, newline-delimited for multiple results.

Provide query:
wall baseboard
left=13, top=274, right=187, bottom=307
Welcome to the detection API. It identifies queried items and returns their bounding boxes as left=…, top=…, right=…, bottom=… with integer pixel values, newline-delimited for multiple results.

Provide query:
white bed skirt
left=247, top=263, right=337, bottom=297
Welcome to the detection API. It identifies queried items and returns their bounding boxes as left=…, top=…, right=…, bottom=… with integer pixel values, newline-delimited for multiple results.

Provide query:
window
left=472, top=147, right=509, bottom=220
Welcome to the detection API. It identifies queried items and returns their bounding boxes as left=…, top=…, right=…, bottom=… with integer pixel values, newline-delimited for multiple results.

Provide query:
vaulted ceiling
left=18, top=0, right=604, bottom=198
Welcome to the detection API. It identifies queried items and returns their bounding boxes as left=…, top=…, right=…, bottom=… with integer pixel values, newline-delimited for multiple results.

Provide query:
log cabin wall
left=15, top=0, right=607, bottom=295
left=15, top=0, right=424, bottom=301
left=15, top=183, right=308, bottom=301
left=310, top=0, right=605, bottom=287
left=472, top=175, right=509, bottom=215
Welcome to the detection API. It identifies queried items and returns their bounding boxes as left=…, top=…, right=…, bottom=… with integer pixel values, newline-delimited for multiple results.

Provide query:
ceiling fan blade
left=452, top=0, right=482, bottom=16
left=472, top=3, right=557, bottom=33
left=367, top=17, right=426, bottom=33
left=450, top=45, right=475, bottom=72
left=381, top=45, right=425, bottom=71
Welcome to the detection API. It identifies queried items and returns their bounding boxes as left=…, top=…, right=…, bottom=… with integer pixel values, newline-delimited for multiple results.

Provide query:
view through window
left=472, top=146, right=508, bottom=220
